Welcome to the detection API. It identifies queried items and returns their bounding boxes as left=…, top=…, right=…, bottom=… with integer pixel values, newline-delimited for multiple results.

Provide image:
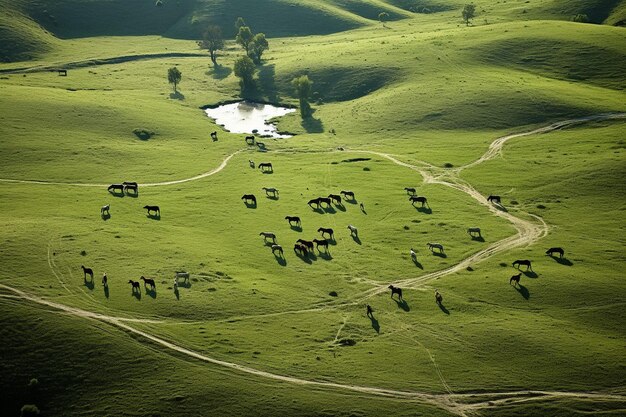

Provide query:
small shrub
left=329, top=291, right=338, bottom=297
left=28, top=378, right=39, bottom=387
left=80, top=250, right=87, bottom=256
left=21, top=405, right=40, bottom=417
left=403, top=225, right=410, bottom=230
left=499, top=262, right=507, bottom=267
left=133, top=128, right=154, bottom=140
left=363, top=167, right=371, bottom=171
left=536, top=204, right=546, bottom=209
left=510, top=200, right=519, bottom=205
left=443, top=162, right=454, bottom=168
left=572, top=14, right=589, bottom=23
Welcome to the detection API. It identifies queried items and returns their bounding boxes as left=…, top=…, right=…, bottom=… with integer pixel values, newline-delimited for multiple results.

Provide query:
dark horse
left=546, top=247, right=565, bottom=258
left=512, top=259, right=532, bottom=271
left=318, top=197, right=332, bottom=207
left=435, top=290, right=443, bottom=305
left=123, top=181, right=138, bottom=193
left=285, top=216, right=301, bottom=226
left=241, top=194, right=257, bottom=205
left=313, top=238, right=329, bottom=251
left=245, top=135, right=255, bottom=145
left=293, top=243, right=308, bottom=257
left=108, top=184, right=124, bottom=193
left=317, top=227, right=334, bottom=239
left=409, top=196, right=428, bottom=207
left=81, top=265, right=94, bottom=280
left=140, top=276, right=156, bottom=289
left=143, top=205, right=160, bottom=215
left=388, top=285, right=403, bottom=300
left=510, top=273, right=522, bottom=286
left=258, top=162, right=273, bottom=172
left=308, top=198, right=321, bottom=208
left=328, top=194, right=342, bottom=205
left=487, top=195, right=501, bottom=204
left=128, top=280, right=140, bottom=292
left=404, top=187, right=416, bottom=195
left=340, top=190, right=355, bottom=200
left=297, top=239, right=314, bottom=252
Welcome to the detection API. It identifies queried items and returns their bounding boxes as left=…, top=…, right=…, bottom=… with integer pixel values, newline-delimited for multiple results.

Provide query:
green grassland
left=1, top=0, right=625, bottom=416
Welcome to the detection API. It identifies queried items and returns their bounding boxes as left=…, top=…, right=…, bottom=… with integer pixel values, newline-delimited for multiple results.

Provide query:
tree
left=234, top=56, right=256, bottom=88
left=235, top=17, right=246, bottom=32
left=236, top=26, right=254, bottom=54
left=462, top=4, right=476, bottom=26
left=199, top=25, right=224, bottom=65
left=378, top=12, right=389, bottom=23
left=292, top=75, right=313, bottom=118
left=167, top=67, right=182, bottom=92
left=248, top=33, right=269, bottom=64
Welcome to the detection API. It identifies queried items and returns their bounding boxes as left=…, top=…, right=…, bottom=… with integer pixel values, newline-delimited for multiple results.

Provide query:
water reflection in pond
left=204, top=101, right=295, bottom=138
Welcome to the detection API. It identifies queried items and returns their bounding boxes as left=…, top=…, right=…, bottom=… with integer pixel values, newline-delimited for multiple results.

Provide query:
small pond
left=204, top=101, right=296, bottom=138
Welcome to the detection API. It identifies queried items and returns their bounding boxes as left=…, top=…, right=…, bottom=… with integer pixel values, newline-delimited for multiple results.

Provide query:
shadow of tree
left=301, top=116, right=324, bottom=133
left=208, top=64, right=232, bottom=80
left=258, top=64, right=279, bottom=102
left=169, top=91, right=185, bottom=100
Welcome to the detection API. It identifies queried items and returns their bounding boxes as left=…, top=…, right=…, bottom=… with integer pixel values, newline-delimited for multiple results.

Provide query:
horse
left=347, top=225, right=358, bottom=236
left=404, top=187, right=416, bottom=195
left=427, top=242, right=444, bottom=253
left=308, top=198, right=321, bottom=208
left=313, top=239, right=329, bottom=251
left=175, top=271, right=190, bottom=283
left=293, top=243, right=308, bottom=257
left=317, top=227, right=334, bottom=239
left=512, top=260, right=532, bottom=271
left=210, top=131, right=218, bottom=141
left=123, top=182, right=138, bottom=193
left=81, top=265, right=94, bottom=280
left=271, top=244, right=284, bottom=256
left=128, top=280, right=140, bottom=292
left=285, top=216, right=301, bottom=226
left=101, top=204, right=110, bottom=215
left=467, top=227, right=482, bottom=238
left=241, top=194, right=257, bottom=205
left=107, top=183, right=124, bottom=193
left=340, top=190, right=355, bottom=200
left=143, top=205, right=160, bottom=215
left=260, top=232, right=277, bottom=242
left=410, top=248, right=417, bottom=261
left=245, top=135, right=255, bottom=145
left=546, top=247, right=565, bottom=258
left=510, top=273, right=522, bottom=286
left=435, top=290, right=443, bottom=305
left=487, top=195, right=501, bottom=204
left=258, top=162, right=273, bottom=172
left=296, top=239, right=314, bottom=252
left=249, top=160, right=255, bottom=168
left=318, top=197, right=332, bottom=207
left=328, top=194, right=342, bottom=205
left=262, top=187, right=279, bottom=197
left=409, top=196, right=428, bottom=207
left=388, top=285, right=403, bottom=300
left=140, top=276, right=156, bottom=289
left=102, top=273, right=108, bottom=286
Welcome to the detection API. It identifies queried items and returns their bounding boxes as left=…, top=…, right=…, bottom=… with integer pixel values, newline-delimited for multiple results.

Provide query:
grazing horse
left=487, top=195, right=501, bottom=204
left=140, top=276, right=156, bottom=289
left=318, top=197, right=332, bottom=207
left=409, top=196, right=428, bottom=207
left=297, top=239, right=314, bottom=252
left=102, top=273, right=108, bottom=286
left=285, top=216, right=301, bottom=226
left=175, top=271, right=190, bottom=283
left=143, top=205, right=160, bottom=215
left=271, top=244, right=284, bottom=256
left=313, top=239, right=329, bottom=251
left=245, top=135, right=255, bottom=145
left=308, top=198, right=321, bottom=208
left=81, top=265, right=94, bottom=280
left=249, top=160, right=255, bottom=168
left=427, top=242, right=444, bottom=253
left=328, top=194, right=342, bottom=205
left=260, top=232, right=277, bottom=242
left=258, top=162, right=273, bottom=172
left=388, top=285, right=403, bottom=300
left=410, top=248, right=417, bottom=261
left=128, top=280, right=140, bottom=292
left=510, top=273, right=522, bottom=286
left=241, top=194, right=257, bottom=205
left=262, top=187, right=279, bottom=197
left=347, top=224, right=358, bottom=236
left=546, top=247, right=565, bottom=258
left=101, top=204, right=110, bottom=215
left=404, top=187, right=416, bottom=195
left=467, top=227, right=482, bottom=238
left=512, top=260, right=532, bottom=271
left=435, top=290, right=443, bottom=305
left=340, top=190, right=355, bottom=200
left=210, top=131, right=218, bottom=141
left=317, top=227, right=334, bottom=239
left=123, top=182, right=138, bottom=193
left=108, top=183, right=124, bottom=193
left=293, top=243, right=308, bottom=257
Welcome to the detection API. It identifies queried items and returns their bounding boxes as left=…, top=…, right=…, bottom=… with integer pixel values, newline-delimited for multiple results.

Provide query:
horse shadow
left=551, top=256, right=573, bottom=266
left=145, top=288, right=157, bottom=299
left=438, top=303, right=450, bottom=315
left=104, top=285, right=110, bottom=299
left=311, top=207, right=324, bottom=214
left=147, top=213, right=161, bottom=220
left=361, top=207, right=367, bottom=215
left=295, top=252, right=312, bottom=264
left=101, top=212, right=111, bottom=221
left=125, top=190, right=139, bottom=198
left=368, top=315, right=380, bottom=334
left=290, top=225, right=303, bottom=232
left=522, top=270, right=538, bottom=278
left=274, top=254, right=287, bottom=266
left=174, top=287, right=180, bottom=300
left=323, top=206, right=336, bottom=214
left=244, top=202, right=257, bottom=209
left=415, top=206, right=433, bottom=214
left=178, top=280, right=192, bottom=289
left=433, top=252, right=447, bottom=258
left=318, top=251, right=333, bottom=261
left=494, top=204, right=508, bottom=213
left=335, top=204, right=346, bottom=212
left=471, top=236, right=485, bottom=242
left=83, top=277, right=94, bottom=291
left=412, top=259, right=424, bottom=269
left=345, top=198, right=357, bottom=205
left=308, top=252, right=318, bottom=262
left=395, top=299, right=410, bottom=312
left=261, top=170, right=273, bottom=174
left=132, top=290, right=141, bottom=300
left=351, top=234, right=362, bottom=245
left=515, top=284, right=530, bottom=299
left=266, top=195, right=279, bottom=201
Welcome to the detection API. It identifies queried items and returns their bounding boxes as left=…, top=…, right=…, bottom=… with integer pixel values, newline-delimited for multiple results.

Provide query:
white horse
left=262, top=187, right=279, bottom=197
left=410, top=248, right=417, bottom=261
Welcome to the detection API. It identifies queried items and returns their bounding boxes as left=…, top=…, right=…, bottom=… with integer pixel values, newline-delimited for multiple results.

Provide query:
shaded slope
left=0, top=1, right=56, bottom=62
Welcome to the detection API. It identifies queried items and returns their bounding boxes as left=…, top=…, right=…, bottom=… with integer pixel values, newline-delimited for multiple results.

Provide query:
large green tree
left=462, top=4, right=476, bottom=26
left=199, top=25, right=224, bottom=66
left=248, top=33, right=269, bottom=64
left=234, top=56, right=256, bottom=88
left=167, top=66, right=182, bottom=92
left=291, top=75, right=313, bottom=117
left=236, top=26, right=254, bottom=54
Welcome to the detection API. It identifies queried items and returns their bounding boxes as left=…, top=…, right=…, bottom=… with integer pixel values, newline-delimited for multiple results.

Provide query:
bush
left=133, top=128, right=154, bottom=140
left=21, top=405, right=40, bottom=417
left=572, top=14, right=589, bottom=23
left=155, top=0, right=163, bottom=7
